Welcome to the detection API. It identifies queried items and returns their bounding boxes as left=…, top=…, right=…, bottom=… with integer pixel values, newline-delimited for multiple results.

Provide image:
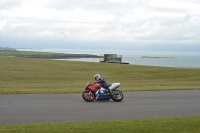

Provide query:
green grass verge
left=0, top=116, right=200, bottom=133
left=0, top=56, right=200, bottom=94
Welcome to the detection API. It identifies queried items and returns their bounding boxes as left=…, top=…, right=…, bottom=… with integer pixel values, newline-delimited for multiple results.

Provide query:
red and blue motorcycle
left=82, top=82, right=123, bottom=102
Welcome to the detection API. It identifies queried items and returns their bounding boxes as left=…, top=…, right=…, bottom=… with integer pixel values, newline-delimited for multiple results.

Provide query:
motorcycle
left=82, top=81, right=123, bottom=102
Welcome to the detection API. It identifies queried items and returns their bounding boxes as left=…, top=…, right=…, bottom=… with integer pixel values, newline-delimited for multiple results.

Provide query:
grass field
left=0, top=116, right=200, bottom=133
left=0, top=55, right=200, bottom=94
left=1, top=51, right=200, bottom=133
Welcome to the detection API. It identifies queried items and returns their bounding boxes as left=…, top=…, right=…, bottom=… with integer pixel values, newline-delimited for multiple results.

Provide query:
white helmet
left=94, top=74, right=101, bottom=81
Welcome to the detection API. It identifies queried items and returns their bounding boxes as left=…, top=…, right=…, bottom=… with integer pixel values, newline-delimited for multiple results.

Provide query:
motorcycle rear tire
left=111, top=90, right=123, bottom=102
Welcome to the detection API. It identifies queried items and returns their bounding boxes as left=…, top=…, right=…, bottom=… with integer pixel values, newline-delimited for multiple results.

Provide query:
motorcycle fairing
left=87, top=84, right=99, bottom=91
left=95, top=89, right=111, bottom=100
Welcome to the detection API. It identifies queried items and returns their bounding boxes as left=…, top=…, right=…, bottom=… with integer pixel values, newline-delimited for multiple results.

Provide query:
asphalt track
left=0, top=90, right=200, bottom=125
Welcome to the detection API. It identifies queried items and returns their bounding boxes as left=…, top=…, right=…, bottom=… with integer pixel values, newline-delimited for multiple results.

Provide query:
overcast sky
left=0, top=0, right=200, bottom=51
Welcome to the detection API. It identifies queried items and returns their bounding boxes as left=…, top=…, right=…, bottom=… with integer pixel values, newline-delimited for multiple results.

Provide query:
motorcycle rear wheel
left=82, top=91, right=95, bottom=102
left=111, top=90, right=123, bottom=102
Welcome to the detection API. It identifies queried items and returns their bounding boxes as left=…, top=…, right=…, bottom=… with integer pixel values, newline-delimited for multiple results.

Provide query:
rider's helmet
left=94, top=74, right=101, bottom=81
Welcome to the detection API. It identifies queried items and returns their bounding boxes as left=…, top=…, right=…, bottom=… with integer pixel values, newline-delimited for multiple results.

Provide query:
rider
left=94, top=74, right=111, bottom=93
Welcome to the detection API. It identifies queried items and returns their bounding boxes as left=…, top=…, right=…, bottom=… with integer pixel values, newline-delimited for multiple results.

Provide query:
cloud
left=0, top=0, right=22, bottom=9
left=0, top=0, right=200, bottom=51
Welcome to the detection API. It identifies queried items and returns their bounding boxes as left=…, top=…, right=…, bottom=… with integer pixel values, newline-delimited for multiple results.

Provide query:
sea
left=17, top=49, right=200, bottom=68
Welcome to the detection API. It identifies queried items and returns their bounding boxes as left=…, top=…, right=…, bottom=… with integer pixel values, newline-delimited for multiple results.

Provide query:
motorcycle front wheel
left=111, top=90, right=123, bottom=102
left=82, top=91, right=95, bottom=102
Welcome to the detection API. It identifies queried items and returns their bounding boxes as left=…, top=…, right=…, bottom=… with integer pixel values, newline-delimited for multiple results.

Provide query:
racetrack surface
left=0, top=90, right=200, bottom=125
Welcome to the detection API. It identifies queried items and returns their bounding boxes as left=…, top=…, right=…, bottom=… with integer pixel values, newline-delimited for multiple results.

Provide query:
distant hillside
left=0, top=49, right=99, bottom=59
left=0, top=47, right=16, bottom=51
